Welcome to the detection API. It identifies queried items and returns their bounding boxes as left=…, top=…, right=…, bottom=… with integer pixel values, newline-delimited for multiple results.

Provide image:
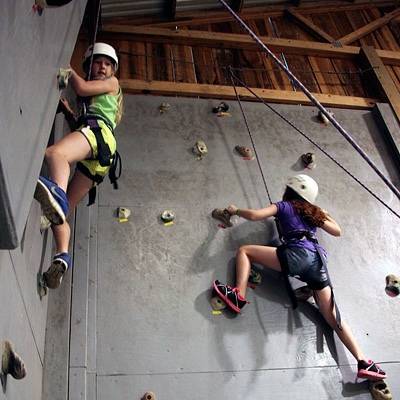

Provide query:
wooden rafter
left=337, top=7, right=400, bottom=45
left=285, top=7, right=336, bottom=43
left=101, top=25, right=400, bottom=66
left=359, top=46, right=400, bottom=122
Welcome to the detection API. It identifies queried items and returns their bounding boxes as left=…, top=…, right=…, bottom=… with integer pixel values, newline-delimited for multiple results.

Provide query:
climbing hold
left=212, top=208, right=233, bottom=227
left=192, top=140, right=208, bottom=157
left=34, top=0, right=73, bottom=13
left=318, top=110, right=334, bottom=125
left=294, top=286, right=313, bottom=302
left=385, top=274, right=400, bottom=297
left=369, top=380, right=392, bottom=400
left=57, top=68, right=72, bottom=90
left=117, top=207, right=131, bottom=219
left=235, top=146, right=252, bottom=158
left=301, top=152, right=315, bottom=166
left=161, top=210, right=175, bottom=223
left=248, top=269, right=262, bottom=284
left=210, top=296, right=227, bottom=310
left=1, top=339, right=27, bottom=380
left=39, top=275, right=48, bottom=299
left=159, top=102, right=170, bottom=113
left=40, top=215, right=51, bottom=232
left=212, top=102, right=229, bottom=114
left=142, top=392, right=156, bottom=400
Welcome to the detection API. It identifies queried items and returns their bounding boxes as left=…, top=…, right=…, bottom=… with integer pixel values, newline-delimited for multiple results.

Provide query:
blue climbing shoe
left=34, top=176, right=69, bottom=225
left=43, top=252, right=71, bottom=289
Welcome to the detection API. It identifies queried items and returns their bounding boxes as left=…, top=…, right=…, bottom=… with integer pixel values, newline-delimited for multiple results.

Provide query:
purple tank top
left=274, top=201, right=326, bottom=255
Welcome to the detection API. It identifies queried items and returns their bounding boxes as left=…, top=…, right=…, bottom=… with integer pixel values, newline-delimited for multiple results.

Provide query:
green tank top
left=87, top=87, right=121, bottom=130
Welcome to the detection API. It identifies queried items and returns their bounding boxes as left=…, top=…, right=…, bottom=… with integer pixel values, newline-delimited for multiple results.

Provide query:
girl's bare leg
left=235, top=245, right=281, bottom=298
left=51, top=170, right=93, bottom=254
left=315, top=286, right=365, bottom=361
left=44, top=131, right=91, bottom=192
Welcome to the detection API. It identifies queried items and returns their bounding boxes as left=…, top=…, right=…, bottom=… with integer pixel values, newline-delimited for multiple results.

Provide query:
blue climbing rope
left=218, top=0, right=400, bottom=204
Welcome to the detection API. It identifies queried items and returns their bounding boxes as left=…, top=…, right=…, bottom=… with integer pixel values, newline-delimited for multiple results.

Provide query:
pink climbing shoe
left=357, top=360, right=387, bottom=381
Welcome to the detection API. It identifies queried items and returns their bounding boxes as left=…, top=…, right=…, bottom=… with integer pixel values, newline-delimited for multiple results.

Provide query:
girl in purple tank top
left=213, top=174, right=387, bottom=382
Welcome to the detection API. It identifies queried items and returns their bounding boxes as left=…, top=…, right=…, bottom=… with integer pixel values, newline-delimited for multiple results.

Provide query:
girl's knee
left=237, top=245, right=250, bottom=256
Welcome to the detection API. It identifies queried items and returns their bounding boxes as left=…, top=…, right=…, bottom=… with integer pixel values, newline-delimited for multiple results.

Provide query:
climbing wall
left=0, top=1, right=87, bottom=399
left=0, top=0, right=87, bottom=249
left=46, top=94, right=400, bottom=400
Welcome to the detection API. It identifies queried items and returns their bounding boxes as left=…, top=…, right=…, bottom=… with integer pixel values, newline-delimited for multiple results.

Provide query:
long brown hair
left=282, top=187, right=327, bottom=227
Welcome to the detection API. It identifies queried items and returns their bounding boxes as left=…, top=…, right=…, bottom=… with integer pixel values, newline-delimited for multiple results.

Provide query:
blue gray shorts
left=283, top=246, right=329, bottom=290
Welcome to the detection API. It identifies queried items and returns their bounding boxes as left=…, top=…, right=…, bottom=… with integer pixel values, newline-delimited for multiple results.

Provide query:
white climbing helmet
left=286, top=174, right=318, bottom=204
left=83, top=42, right=119, bottom=71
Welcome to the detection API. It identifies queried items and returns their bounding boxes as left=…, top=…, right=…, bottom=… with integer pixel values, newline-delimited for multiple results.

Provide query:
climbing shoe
left=43, top=252, right=71, bottom=289
left=357, top=360, right=387, bottom=381
left=34, top=176, right=69, bottom=225
left=1, top=339, right=27, bottom=380
left=213, top=280, right=247, bottom=313
left=212, top=208, right=233, bottom=227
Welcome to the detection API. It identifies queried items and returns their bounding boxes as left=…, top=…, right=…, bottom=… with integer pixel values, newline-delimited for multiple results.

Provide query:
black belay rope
left=218, top=0, right=400, bottom=209
left=225, top=67, right=400, bottom=220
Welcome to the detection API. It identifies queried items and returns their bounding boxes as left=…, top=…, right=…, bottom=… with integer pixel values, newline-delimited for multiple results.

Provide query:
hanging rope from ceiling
left=225, top=66, right=400, bottom=219
left=218, top=0, right=400, bottom=205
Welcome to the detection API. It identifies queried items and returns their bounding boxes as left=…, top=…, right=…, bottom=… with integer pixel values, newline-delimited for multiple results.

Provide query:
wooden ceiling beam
left=359, top=46, right=400, bottom=123
left=119, top=79, right=377, bottom=109
left=285, top=7, right=336, bottom=43
left=337, top=6, right=400, bottom=45
left=101, top=25, right=400, bottom=66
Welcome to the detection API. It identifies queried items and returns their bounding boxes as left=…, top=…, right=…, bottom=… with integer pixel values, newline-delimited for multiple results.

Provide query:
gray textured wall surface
left=0, top=0, right=87, bottom=249
left=44, top=94, right=400, bottom=399
left=0, top=0, right=86, bottom=399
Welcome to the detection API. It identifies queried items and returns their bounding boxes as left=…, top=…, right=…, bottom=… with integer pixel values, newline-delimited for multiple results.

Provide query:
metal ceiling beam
left=231, top=0, right=244, bottom=13
left=165, top=0, right=177, bottom=21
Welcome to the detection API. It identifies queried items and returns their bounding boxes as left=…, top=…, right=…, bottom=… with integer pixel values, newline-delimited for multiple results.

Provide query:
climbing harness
left=219, top=0, right=400, bottom=212
left=277, top=230, right=342, bottom=330
left=76, top=115, right=122, bottom=205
